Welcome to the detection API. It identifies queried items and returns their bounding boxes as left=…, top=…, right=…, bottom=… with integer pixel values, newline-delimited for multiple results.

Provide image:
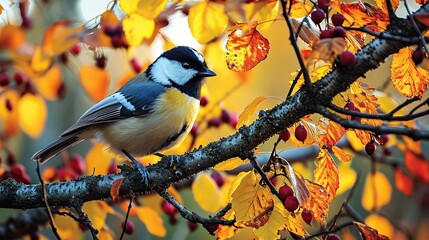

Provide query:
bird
left=32, top=46, right=216, bottom=184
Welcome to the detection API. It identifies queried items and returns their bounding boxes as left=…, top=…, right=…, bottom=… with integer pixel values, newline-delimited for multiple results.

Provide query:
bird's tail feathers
left=32, top=135, right=83, bottom=164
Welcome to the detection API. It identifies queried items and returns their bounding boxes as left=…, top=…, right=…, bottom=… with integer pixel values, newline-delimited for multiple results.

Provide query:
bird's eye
left=182, top=62, right=191, bottom=69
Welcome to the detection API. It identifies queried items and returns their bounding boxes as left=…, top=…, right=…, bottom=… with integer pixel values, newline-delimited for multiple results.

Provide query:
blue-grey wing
left=61, top=81, right=166, bottom=136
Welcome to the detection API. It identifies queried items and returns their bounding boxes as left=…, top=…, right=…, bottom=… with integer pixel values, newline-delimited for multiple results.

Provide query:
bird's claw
left=122, top=150, right=150, bottom=187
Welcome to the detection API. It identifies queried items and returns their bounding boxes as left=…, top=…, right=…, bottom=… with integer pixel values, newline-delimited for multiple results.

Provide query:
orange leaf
left=86, top=143, right=118, bottom=175
left=79, top=66, right=110, bottom=102
left=404, top=149, right=429, bottom=183
left=82, top=201, right=107, bottom=230
left=332, top=145, right=352, bottom=162
left=314, top=149, right=339, bottom=203
left=416, top=0, right=429, bottom=5
left=0, top=24, right=25, bottom=50
left=317, top=118, right=347, bottom=148
left=375, top=0, right=399, bottom=15
left=34, top=64, right=62, bottom=100
left=18, top=94, right=47, bottom=138
left=135, top=206, right=166, bottom=237
left=31, top=46, right=52, bottom=73
left=226, top=21, right=270, bottom=72
left=188, top=1, right=228, bottom=44
left=42, top=20, right=84, bottom=56
left=287, top=0, right=313, bottom=18
left=395, top=168, right=413, bottom=196
left=361, top=171, right=392, bottom=211
left=391, top=47, right=429, bottom=98
left=339, top=1, right=389, bottom=31
left=0, top=90, right=20, bottom=137
left=306, top=38, right=347, bottom=66
left=292, top=18, right=320, bottom=45
left=354, top=221, right=390, bottom=240
left=237, top=96, right=267, bottom=128
left=110, top=178, right=125, bottom=202
left=303, top=180, right=330, bottom=223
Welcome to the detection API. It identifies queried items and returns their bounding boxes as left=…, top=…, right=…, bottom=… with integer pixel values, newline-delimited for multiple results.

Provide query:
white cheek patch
left=112, top=92, right=136, bottom=111
left=151, top=57, right=198, bottom=86
left=189, top=47, right=205, bottom=64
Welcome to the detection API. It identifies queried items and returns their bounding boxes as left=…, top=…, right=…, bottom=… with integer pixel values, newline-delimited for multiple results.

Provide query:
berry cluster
left=207, top=108, right=239, bottom=129
left=278, top=124, right=308, bottom=143
left=44, top=154, right=86, bottom=182
left=278, top=185, right=314, bottom=225
left=102, top=24, right=129, bottom=49
left=0, top=152, right=31, bottom=184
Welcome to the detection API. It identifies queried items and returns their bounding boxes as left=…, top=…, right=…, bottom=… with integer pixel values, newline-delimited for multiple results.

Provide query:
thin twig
left=36, top=161, right=61, bottom=240
left=303, top=222, right=355, bottom=239
left=404, top=0, right=429, bottom=54
left=119, top=196, right=134, bottom=240
left=248, top=155, right=282, bottom=200
left=287, top=69, right=303, bottom=99
left=74, top=206, right=99, bottom=240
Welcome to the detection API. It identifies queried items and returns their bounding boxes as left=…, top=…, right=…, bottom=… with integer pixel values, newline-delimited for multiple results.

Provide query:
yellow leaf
left=0, top=90, right=20, bottom=137
left=120, top=0, right=167, bottom=19
left=54, top=210, right=81, bottom=239
left=375, top=0, right=399, bottom=14
left=31, top=46, right=52, bottom=73
left=215, top=209, right=241, bottom=239
left=253, top=200, right=288, bottom=240
left=83, top=201, right=107, bottom=230
left=284, top=206, right=306, bottom=237
left=287, top=0, right=313, bottom=18
left=18, top=94, right=47, bottom=138
left=336, top=162, right=357, bottom=195
left=34, top=64, right=62, bottom=100
left=364, top=214, right=394, bottom=238
left=314, top=149, right=339, bottom=203
left=42, top=21, right=83, bottom=56
left=229, top=171, right=248, bottom=200
left=303, top=180, right=330, bottom=223
left=306, top=38, right=347, bottom=67
left=391, top=47, right=429, bottom=98
left=246, top=0, right=280, bottom=24
left=231, top=171, right=274, bottom=223
left=237, top=96, right=267, bottom=128
left=188, top=1, right=228, bottom=44
left=215, top=157, right=249, bottom=171
left=98, top=228, right=114, bottom=240
left=122, top=14, right=155, bottom=46
left=226, top=21, right=270, bottom=72
left=332, top=145, right=352, bottom=162
left=192, top=172, right=222, bottom=213
left=346, top=130, right=365, bottom=151
left=79, top=66, right=110, bottom=102
left=86, top=143, right=118, bottom=175
left=362, top=171, right=392, bottom=211
left=167, top=186, right=183, bottom=205
left=135, top=206, right=166, bottom=237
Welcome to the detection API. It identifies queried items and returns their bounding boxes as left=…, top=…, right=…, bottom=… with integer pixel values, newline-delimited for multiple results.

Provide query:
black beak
left=197, top=68, right=216, bottom=77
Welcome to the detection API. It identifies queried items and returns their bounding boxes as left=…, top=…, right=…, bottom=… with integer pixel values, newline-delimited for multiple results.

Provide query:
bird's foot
left=122, top=150, right=149, bottom=187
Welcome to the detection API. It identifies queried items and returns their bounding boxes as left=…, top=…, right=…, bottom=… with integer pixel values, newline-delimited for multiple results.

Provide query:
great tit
left=32, top=46, right=216, bottom=183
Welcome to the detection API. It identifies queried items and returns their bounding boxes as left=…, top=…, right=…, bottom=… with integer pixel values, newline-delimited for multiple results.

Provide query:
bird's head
left=148, top=46, right=216, bottom=98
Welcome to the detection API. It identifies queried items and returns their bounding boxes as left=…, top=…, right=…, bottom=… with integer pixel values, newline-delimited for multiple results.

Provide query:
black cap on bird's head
left=149, top=46, right=216, bottom=99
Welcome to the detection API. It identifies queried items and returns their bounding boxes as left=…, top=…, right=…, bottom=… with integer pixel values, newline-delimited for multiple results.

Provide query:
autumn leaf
left=391, top=47, right=429, bottom=98
left=253, top=199, right=287, bottom=240
left=86, top=143, right=118, bottom=175
left=34, top=64, right=62, bottom=100
left=188, top=1, right=228, bottom=44
left=284, top=161, right=310, bottom=206
left=79, top=65, right=110, bottom=102
left=226, top=21, right=270, bottom=72
left=303, top=180, right=330, bottom=223
left=237, top=96, right=267, bottom=128
left=287, top=0, right=313, bottom=18
left=216, top=209, right=241, bottom=239
left=31, top=46, right=52, bottom=73
left=306, top=38, right=347, bottom=67
left=361, top=171, right=392, bottom=211
left=110, top=178, right=125, bottom=202
left=404, top=149, right=429, bottom=183
left=317, top=118, right=347, bottom=148
left=414, top=13, right=429, bottom=27
left=0, top=24, right=26, bottom=50
left=120, top=0, right=167, bottom=19
left=338, top=1, right=389, bottom=31
left=54, top=210, right=80, bottom=239
left=289, top=119, right=321, bottom=146
left=375, top=0, right=399, bottom=15
left=135, top=206, right=166, bottom=237
left=18, top=94, right=47, bottom=138
left=284, top=208, right=306, bottom=237
left=122, top=14, right=155, bottom=46
left=292, top=18, right=320, bottom=45
left=332, top=145, right=352, bottom=162
left=214, top=157, right=250, bottom=171
left=231, top=171, right=274, bottom=226
left=192, top=172, right=222, bottom=213
left=314, top=149, right=339, bottom=203
left=0, top=90, right=20, bottom=137
left=83, top=201, right=108, bottom=230
left=395, top=168, right=413, bottom=196
left=42, top=20, right=84, bottom=55
left=354, top=221, right=390, bottom=240
left=245, top=0, right=280, bottom=25
left=336, top=162, right=357, bottom=195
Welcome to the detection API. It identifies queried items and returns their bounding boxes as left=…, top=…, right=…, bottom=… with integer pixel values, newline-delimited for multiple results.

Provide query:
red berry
left=317, top=0, right=330, bottom=10
left=208, top=117, right=222, bottom=128
left=10, top=164, right=25, bottom=179
left=169, top=214, right=178, bottom=225
left=279, top=185, right=294, bottom=202
left=78, top=223, right=88, bottom=231
left=7, top=153, right=16, bottom=166
left=190, top=124, right=199, bottom=137
left=301, top=209, right=313, bottom=225
left=188, top=221, right=198, bottom=232
left=130, top=58, right=142, bottom=73
left=332, top=26, right=347, bottom=38
left=70, top=44, right=81, bottom=56
left=326, top=234, right=342, bottom=240
left=412, top=48, right=424, bottom=65
left=270, top=177, right=278, bottom=186
left=279, top=129, right=291, bottom=142
left=331, top=13, right=345, bottom=26
left=5, top=98, right=12, bottom=112
left=69, top=154, right=85, bottom=175
left=121, top=220, right=134, bottom=235
left=95, top=55, right=107, bottom=69
left=340, top=51, right=356, bottom=67
left=161, top=200, right=177, bottom=215
left=344, top=101, right=361, bottom=121
left=229, top=113, right=239, bottom=128
left=107, top=162, right=118, bottom=174
left=211, top=171, right=226, bottom=188
left=311, top=9, right=325, bottom=24
left=284, top=196, right=299, bottom=212
left=365, top=141, right=376, bottom=155
left=0, top=73, right=10, bottom=87
left=295, top=125, right=307, bottom=142
left=205, top=223, right=219, bottom=233
left=221, top=109, right=232, bottom=123
left=200, top=96, right=209, bottom=107
left=57, top=168, right=78, bottom=181
left=320, top=29, right=334, bottom=39
left=59, top=53, right=68, bottom=64
left=103, top=25, right=117, bottom=36
left=13, top=72, right=26, bottom=85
